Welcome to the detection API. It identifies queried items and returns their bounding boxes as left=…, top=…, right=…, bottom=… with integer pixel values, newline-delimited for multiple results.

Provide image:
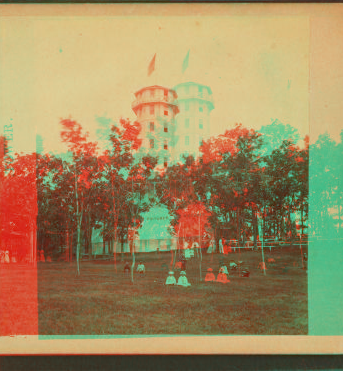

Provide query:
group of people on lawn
left=0, top=249, right=52, bottom=264
left=122, top=257, right=250, bottom=287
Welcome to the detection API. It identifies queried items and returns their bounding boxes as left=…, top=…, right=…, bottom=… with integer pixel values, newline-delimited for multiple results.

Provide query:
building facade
left=173, top=82, right=214, bottom=161
left=132, top=85, right=179, bottom=167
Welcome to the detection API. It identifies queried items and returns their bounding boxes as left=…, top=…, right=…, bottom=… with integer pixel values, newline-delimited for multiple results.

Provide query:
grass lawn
left=37, top=247, right=308, bottom=335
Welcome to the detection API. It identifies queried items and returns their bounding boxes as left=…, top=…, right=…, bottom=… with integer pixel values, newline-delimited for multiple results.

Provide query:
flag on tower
left=182, top=49, right=190, bottom=73
left=148, top=54, right=156, bottom=76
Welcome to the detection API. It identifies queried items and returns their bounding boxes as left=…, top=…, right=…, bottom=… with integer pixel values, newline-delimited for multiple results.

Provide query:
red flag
left=148, top=54, right=156, bottom=76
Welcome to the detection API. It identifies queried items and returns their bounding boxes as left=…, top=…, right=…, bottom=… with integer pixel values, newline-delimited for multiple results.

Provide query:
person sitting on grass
left=124, top=261, right=130, bottom=276
left=220, top=264, right=229, bottom=275
left=216, top=267, right=230, bottom=283
left=165, top=271, right=176, bottom=285
left=205, top=268, right=216, bottom=282
left=240, top=267, right=250, bottom=277
left=177, top=271, right=191, bottom=287
left=137, top=261, right=145, bottom=277
left=229, top=260, right=237, bottom=270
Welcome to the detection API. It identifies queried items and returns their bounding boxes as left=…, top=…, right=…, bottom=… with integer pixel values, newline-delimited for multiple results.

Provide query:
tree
left=60, top=118, right=99, bottom=275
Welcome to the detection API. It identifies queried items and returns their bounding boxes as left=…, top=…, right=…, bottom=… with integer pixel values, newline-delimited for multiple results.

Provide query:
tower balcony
left=177, top=93, right=214, bottom=109
left=132, top=96, right=179, bottom=114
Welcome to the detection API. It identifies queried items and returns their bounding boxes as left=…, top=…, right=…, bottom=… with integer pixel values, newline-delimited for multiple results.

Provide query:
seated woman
left=240, top=266, right=250, bottom=277
left=205, top=268, right=216, bottom=282
left=216, top=267, right=230, bottom=283
left=177, top=271, right=191, bottom=287
left=220, top=265, right=229, bottom=275
left=229, top=260, right=237, bottom=270
left=165, top=271, right=176, bottom=285
left=137, top=261, right=145, bottom=276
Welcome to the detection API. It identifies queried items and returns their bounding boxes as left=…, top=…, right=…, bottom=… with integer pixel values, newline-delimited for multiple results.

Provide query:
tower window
left=150, top=139, right=154, bottom=149
left=199, top=137, right=203, bottom=146
left=150, top=89, right=154, bottom=97
left=150, top=105, right=155, bottom=115
left=199, top=106, right=203, bottom=112
left=164, top=124, right=168, bottom=133
left=185, top=118, right=190, bottom=128
left=198, top=86, right=203, bottom=97
left=164, top=110, right=168, bottom=116
left=185, top=102, right=189, bottom=111
left=185, top=136, right=189, bottom=146
left=164, top=157, right=168, bottom=168
left=150, top=122, right=154, bottom=132
left=199, top=119, right=203, bottom=129
left=164, top=140, right=168, bottom=150
left=185, top=86, right=189, bottom=94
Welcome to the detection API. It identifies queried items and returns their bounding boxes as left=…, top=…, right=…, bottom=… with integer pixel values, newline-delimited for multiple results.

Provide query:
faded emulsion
left=2, top=51, right=341, bottom=338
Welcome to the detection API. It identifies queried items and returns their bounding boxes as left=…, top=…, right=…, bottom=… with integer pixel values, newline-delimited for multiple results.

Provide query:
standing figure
left=177, top=271, right=191, bottom=287
left=205, top=268, right=216, bottom=282
left=0, top=251, right=5, bottom=263
left=181, top=256, right=186, bottom=271
left=136, top=261, right=145, bottom=277
left=4, top=251, right=10, bottom=264
left=40, top=249, right=45, bottom=262
left=124, top=261, right=130, bottom=277
left=219, top=238, right=224, bottom=254
left=165, top=271, right=176, bottom=285
left=258, top=262, right=267, bottom=271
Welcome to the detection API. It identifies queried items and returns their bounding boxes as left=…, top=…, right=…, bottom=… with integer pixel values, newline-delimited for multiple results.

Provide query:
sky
left=0, top=11, right=339, bottom=155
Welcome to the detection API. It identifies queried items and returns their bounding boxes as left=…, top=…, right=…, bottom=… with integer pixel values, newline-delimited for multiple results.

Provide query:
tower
left=132, top=85, right=179, bottom=168
left=173, top=82, right=214, bottom=161
left=35, top=134, right=44, bottom=155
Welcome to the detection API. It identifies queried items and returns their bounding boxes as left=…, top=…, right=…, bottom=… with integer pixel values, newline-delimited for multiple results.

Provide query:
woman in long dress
left=205, top=268, right=215, bottom=282
left=4, top=251, right=10, bottom=264
left=165, top=271, right=176, bottom=285
left=216, top=267, right=230, bottom=283
left=177, top=271, right=191, bottom=287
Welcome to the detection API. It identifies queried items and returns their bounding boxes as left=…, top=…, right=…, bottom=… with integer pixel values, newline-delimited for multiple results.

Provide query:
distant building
left=173, top=82, right=214, bottom=161
left=132, top=85, right=179, bottom=168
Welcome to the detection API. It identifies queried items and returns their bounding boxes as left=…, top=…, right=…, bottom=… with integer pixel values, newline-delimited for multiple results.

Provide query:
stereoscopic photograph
left=0, top=4, right=342, bottom=353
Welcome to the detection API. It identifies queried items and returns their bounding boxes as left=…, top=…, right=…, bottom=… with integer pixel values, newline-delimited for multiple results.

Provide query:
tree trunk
left=66, top=228, right=69, bottom=262
left=260, top=208, right=266, bottom=276
left=253, top=209, right=257, bottom=250
left=130, top=237, right=135, bottom=284
left=76, top=221, right=81, bottom=275
left=121, top=234, right=124, bottom=261
left=236, top=209, right=240, bottom=243
left=199, top=214, right=202, bottom=282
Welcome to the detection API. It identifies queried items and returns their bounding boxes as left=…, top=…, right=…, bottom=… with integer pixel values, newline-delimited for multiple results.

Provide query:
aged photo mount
left=0, top=3, right=342, bottom=354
